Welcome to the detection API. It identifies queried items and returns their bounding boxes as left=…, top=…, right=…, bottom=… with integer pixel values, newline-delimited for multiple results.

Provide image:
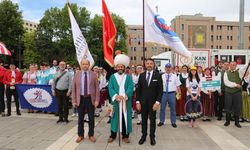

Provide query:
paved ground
left=1, top=107, right=250, bottom=150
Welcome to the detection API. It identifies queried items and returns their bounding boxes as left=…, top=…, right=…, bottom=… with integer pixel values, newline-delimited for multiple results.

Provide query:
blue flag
left=16, top=84, right=58, bottom=113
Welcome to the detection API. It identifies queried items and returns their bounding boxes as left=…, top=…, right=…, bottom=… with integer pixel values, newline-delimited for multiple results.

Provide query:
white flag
left=144, top=1, right=191, bottom=57
left=68, top=5, right=94, bottom=68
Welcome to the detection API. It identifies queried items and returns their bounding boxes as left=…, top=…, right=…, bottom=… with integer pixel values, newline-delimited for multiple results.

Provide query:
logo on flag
left=24, top=88, right=53, bottom=108
left=144, top=1, right=191, bottom=57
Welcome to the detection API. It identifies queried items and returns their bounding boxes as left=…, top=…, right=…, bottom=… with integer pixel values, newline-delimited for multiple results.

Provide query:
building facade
left=23, top=19, right=38, bottom=32
left=171, top=14, right=250, bottom=50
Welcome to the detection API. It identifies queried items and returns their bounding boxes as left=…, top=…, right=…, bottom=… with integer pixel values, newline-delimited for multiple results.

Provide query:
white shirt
left=146, top=70, right=153, bottom=85
left=162, top=73, right=181, bottom=92
left=186, top=78, right=202, bottom=95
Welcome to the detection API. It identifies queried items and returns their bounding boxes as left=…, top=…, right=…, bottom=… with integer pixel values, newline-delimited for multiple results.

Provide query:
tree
left=0, top=0, right=24, bottom=63
left=36, top=3, right=90, bottom=66
left=23, top=32, right=41, bottom=65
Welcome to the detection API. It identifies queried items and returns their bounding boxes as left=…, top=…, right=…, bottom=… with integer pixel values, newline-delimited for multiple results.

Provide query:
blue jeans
left=160, top=92, right=176, bottom=124
left=186, top=94, right=200, bottom=114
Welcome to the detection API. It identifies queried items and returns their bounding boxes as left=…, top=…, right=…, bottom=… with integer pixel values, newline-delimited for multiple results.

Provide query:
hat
left=93, top=66, right=99, bottom=69
left=165, top=63, right=172, bottom=68
left=190, top=66, right=197, bottom=71
left=114, top=54, right=130, bottom=67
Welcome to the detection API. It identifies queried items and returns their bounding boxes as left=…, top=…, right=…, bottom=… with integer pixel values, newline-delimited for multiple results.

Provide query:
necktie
left=146, top=72, right=151, bottom=86
left=166, top=74, right=170, bottom=93
left=84, top=72, right=88, bottom=96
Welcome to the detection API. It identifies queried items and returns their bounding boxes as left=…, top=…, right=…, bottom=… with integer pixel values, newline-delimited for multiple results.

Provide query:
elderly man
left=224, top=61, right=245, bottom=128
left=72, top=59, right=100, bottom=143
left=108, top=54, right=134, bottom=144
left=52, top=61, right=72, bottom=123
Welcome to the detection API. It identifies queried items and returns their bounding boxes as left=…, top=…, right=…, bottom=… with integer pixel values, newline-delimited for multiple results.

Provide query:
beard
left=118, top=69, right=125, bottom=75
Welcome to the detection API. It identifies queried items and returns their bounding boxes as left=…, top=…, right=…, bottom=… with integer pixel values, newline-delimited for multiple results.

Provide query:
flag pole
left=142, top=0, right=145, bottom=66
left=118, top=101, right=121, bottom=147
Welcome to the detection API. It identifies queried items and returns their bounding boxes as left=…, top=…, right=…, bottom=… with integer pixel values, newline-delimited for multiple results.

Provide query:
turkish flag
left=102, top=0, right=117, bottom=67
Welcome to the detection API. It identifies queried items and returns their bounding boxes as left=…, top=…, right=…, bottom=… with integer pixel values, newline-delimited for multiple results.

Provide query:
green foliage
left=0, top=0, right=24, bottom=62
left=23, top=32, right=41, bottom=65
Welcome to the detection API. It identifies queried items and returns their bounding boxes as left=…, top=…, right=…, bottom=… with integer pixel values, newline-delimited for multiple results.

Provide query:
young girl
left=186, top=66, right=202, bottom=127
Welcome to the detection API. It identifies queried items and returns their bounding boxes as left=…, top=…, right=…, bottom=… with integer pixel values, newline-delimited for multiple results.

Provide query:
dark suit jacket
left=136, top=70, right=163, bottom=107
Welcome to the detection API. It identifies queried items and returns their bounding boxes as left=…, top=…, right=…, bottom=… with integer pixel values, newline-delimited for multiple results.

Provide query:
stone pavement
left=1, top=108, right=250, bottom=150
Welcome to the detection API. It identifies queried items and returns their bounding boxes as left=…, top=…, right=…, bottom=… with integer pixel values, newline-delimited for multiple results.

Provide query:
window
left=249, top=36, right=250, bottom=41
left=134, top=47, right=136, bottom=51
left=131, top=57, right=133, bottom=60
left=230, top=26, right=233, bottom=30
left=134, top=56, right=136, bottom=60
left=227, top=36, right=229, bottom=40
left=181, top=34, right=184, bottom=41
left=211, top=45, right=214, bottom=49
left=34, top=25, right=36, bottom=28
left=230, top=46, right=233, bottom=49
left=211, top=35, right=213, bottom=41
left=30, top=29, right=32, bottom=31
left=141, top=57, right=144, bottom=60
left=216, top=45, right=218, bottom=49
left=230, top=36, right=233, bottom=41
left=219, top=45, right=222, bottom=49
left=219, top=36, right=222, bottom=40
left=165, top=48, right=168, bottom=52
left=227, top=26, right=230, bottom=30
left=227, top=46, right=229, bottom=49
left=145, top=47, right=147, bottom=51
left=181, top=24, right=184, bottom=31
left=216, top=36, right=219, bottom=40
left=211, top=25, right=214, bottom=31
left=217, top=25, right=222, bottom=30
left=30, top=24, right=32, bottom=27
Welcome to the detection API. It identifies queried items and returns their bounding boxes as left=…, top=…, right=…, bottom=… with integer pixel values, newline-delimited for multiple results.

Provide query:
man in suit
left=72, top=59, right=100, bottom=143
left=136, top=58, right=163, bottom=146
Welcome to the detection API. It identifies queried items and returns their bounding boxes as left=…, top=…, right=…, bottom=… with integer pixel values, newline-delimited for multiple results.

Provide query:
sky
left=10, top=0, right=250, bottom=25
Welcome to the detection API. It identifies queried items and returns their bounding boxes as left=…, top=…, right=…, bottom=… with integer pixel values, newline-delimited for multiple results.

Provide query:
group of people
left=0, top=53, right=249, bottom=146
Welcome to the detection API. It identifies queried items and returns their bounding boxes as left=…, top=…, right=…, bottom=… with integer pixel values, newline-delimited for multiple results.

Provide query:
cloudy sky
left=11, top=0, right=250, bottom=25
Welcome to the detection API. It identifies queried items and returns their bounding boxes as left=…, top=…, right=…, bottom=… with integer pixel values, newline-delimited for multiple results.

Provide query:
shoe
left=75, top=136, right=84, bottom=143
left=57, top=119, right=63, bottom=123
left=157, top=122, right=164, bottom=127
left=17, top=112, right=21, bottom=116
left=1, top=113, right=5, bottom=117
left=172, top=123, right=177, bottom=128
left=235, top=123, right=242, bottom=128
left=64, top=120, right=69, bottom=124
left=72, top=113, right=76, bottom=117
left=89, top=136, right=96, bottom=143
left=123, top=138, right=130, bottom=143
left=138, top=137, right=146, bottom=145
left=180, top=117, right=184, bottom=122
left=224, top=121, right=230, bottom=126
left=150, top=137, right=156, bottom=146
left=108, top=137, right=115, bottom=143
left=206, top=118, right=211, bottom=121
left=6, top=113, right=11, bottom=117
left=107, top=118, right=111, bottom=124
left=137, top=121, right=141, bottom=125
left=202, top=118, right=207, bottom=121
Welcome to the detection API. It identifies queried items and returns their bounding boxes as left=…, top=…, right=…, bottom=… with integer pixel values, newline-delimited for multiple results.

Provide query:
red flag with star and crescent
left=102, top=0, right=117, bottom=67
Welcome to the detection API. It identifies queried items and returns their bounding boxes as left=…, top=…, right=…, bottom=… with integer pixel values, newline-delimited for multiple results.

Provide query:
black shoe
left=157, top=122, right=164, bottom=127
left=172, top=123, right=177, bottom=128
left=57, top=120, right=63, bottom=123
left=64, top=120, right=69, bottom=124
left=17, top=112, right=21, bottom=116
left=150, top=137, right=156, bottom=146
left=235, top=123, right=242, bottom=128
left=6, top=114, right=11, bottom=117
left=224, top=121, right=230, bottom=126
left=138, top=137, right=146, bottom=145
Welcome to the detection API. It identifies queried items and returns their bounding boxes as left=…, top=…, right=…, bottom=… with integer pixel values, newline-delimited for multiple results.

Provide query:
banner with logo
left=16, top=84, right=58, bottom=113
left=201, top=76, right=221, bottom=91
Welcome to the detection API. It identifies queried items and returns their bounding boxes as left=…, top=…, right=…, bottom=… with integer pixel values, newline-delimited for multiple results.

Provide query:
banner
left=0, top=42, right=11, bottom=56
left=144, top=1, right=191, bottom=57
left=67, top=4, right=94, bottom=68
left=201, top=76, right=221, bottom=91
left=16, top=84, right=58, bottom=113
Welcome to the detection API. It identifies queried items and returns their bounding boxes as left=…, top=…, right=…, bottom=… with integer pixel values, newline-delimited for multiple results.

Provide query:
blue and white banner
left=16, top=84, right=58, bottom=113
